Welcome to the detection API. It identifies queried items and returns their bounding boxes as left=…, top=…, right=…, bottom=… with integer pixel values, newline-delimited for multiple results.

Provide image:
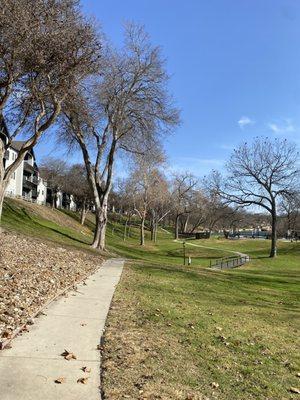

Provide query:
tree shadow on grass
left=5, top=203, right=90, bottom=246
left=35, top=220, right=90, bottom=245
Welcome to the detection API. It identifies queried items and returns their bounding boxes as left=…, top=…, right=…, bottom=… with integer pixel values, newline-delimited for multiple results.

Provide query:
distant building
left=1, top=120, right=78, bottom=210
left=37, top=177, right=47, bottom=205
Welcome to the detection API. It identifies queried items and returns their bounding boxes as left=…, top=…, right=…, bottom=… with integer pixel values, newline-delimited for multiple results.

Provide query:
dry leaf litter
left=0, top=231, right=101, bottom=343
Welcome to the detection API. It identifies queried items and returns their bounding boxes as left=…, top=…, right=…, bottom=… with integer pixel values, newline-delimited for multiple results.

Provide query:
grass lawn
left=2, top=199, right=300, bottom=399
left=1, top=198, right=97, bottom=254
left=102, top=237, right=300, bottom=399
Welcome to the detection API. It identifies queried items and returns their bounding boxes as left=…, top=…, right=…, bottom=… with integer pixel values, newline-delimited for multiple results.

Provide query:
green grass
left=2, top=199, right=95, bottom=254
left=103, top=241, right=300, bottom=399
left=102, top=217, right=300, bottom=399
left=2, top=198, right=300, bottom=399
left=106, top=222, right=231, bottom=266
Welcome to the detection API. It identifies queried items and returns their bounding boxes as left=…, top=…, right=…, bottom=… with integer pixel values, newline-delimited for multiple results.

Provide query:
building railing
left=23, top=176, right=38, bottom=186
left=209, top=255, right=250, bottom=270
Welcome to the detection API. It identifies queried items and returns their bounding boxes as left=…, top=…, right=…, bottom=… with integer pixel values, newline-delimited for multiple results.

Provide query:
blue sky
left=37, top=0, right=300, bottom=176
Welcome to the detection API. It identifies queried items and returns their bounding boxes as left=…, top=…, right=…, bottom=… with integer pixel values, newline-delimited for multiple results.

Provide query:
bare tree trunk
left=123, top=218, right=128, bottom=241
left=92, top=211, right=101, bottom=248
left=270, top=208, right=277, bottom=258
left=140, top=216, right=145, bottom=246
left=51, top=190, right=57, bottom=209
left=80, top=200, right=87, bottom=225
left=92, top=197, right=108, bottom=250
left=175, top=214, right=180, bottom=239
left=183, top=214, right=189, bottom=233
left=154, top=222, right=158, bottom=243
left=0, top=142, right=9, bottom=223
left=98, top=214, right=107, bottom=250
left=0, top=184, right=6, bottom=224
left=150, top=217, right=155, bottom=241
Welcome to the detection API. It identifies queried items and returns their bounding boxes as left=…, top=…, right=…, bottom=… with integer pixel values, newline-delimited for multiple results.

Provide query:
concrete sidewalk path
left=0, top=258, right=124, bottom=400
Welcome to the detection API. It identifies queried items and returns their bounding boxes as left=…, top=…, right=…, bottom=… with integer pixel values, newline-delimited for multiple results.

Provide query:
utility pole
left=183, top=241, right=186, bottom=266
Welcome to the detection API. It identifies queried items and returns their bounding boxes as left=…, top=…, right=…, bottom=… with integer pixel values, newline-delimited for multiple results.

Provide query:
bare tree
left=208, top=138, right=299, bottom=257
left=64, top=164, right=94, bottom=225
left=113, top=179, right=136, bottom=241
left=201, top=189, right=235, bottom=234
left=0, top=0, right=100, bottom=221
left=278, top=192, right=300, bottom=239
left=149, top=176, right=171, bottom=243
left=171, top=172, right=198, bottom=239
left=128, top=151, right=165, bottom=246
left=182, top=190, right=207, bottom=233
left=62, top=23, right=179, bottom=250
left=39, top=157, right=68, bottom=208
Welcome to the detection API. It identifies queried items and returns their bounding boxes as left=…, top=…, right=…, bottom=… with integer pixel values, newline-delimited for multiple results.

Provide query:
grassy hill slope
left=1, top=198, right=299, bottom=399
left=2, top=198, right=95, bottom=253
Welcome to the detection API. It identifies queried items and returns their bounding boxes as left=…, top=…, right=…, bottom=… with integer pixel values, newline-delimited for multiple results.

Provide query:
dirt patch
left=0, top=230, right=102, bottom=344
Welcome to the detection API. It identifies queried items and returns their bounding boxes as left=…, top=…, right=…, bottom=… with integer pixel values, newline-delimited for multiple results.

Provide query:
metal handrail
left=210, top=255, right=249, bottom=269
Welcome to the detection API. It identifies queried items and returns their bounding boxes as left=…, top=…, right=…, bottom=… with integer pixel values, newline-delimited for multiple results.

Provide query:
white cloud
left=238, top=116, right=254, bottom=129
left=267, top=123, right=280, bottom=133
left=220, top=144, right=234, bottom=150
left=176, top=157, right=224, bottom=166
left=267, top=119, right=295, bottom=134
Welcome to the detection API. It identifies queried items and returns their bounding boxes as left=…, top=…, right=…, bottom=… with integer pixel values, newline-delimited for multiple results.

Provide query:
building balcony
left=23, top=161, right=35, bottom=173
left=23, top=176, right=38, bottom=189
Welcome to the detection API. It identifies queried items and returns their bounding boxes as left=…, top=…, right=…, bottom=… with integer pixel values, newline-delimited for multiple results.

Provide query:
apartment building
left=1, top=120, right=77, bottom=210
left=4, top=141, right=47, bottom=205
left=1, top=120, right=47, bottom=204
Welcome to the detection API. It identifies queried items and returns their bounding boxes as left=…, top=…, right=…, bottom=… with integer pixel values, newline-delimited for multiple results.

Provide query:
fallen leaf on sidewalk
left=77, top=377, right=89, bottom=384
left=81, top=366, right=91, bottom=373
left=54, top=377, right=66, bottom=384
left=61, top=349, right=77, bottom=360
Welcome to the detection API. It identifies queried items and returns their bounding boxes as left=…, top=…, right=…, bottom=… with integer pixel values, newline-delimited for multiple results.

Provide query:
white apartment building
left=2, top=120, right=78, bottom=210
left=4, top=141, right=47, bottom=205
